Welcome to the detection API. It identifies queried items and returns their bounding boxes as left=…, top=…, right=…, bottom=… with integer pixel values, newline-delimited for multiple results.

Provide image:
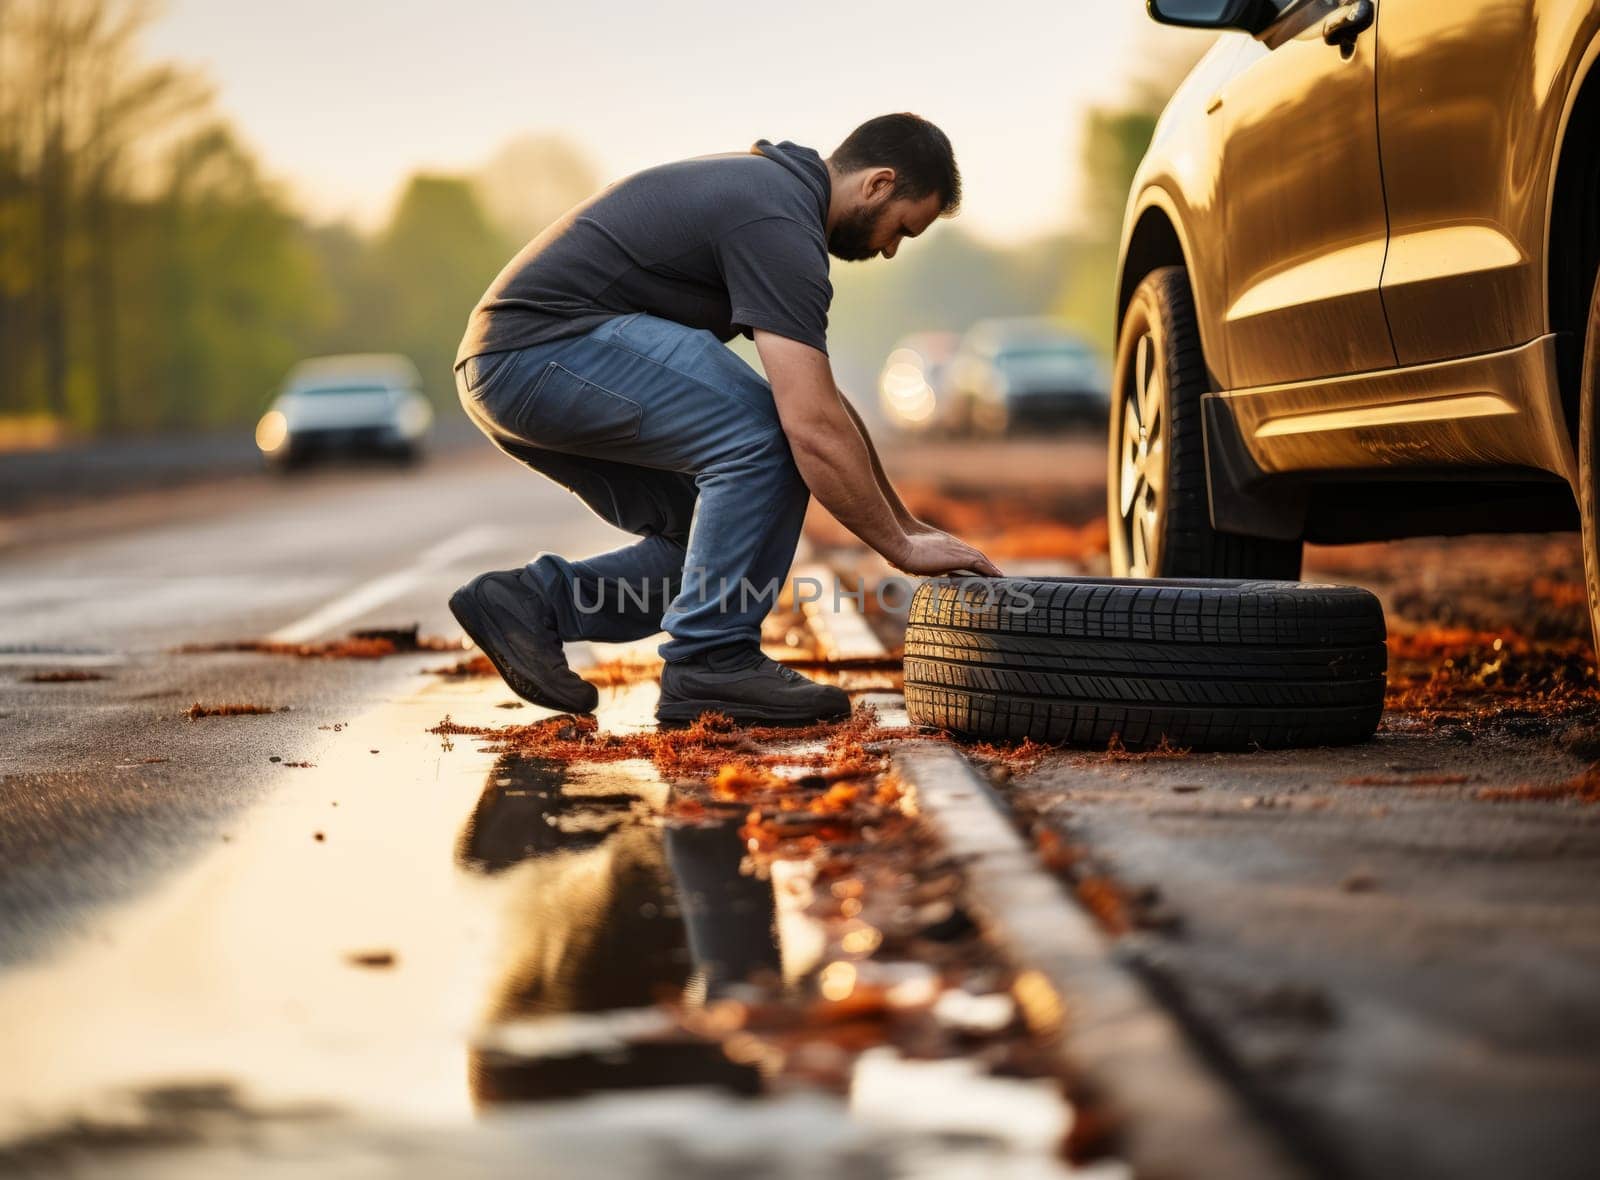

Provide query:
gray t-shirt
left=456, top=140, right=833, bottom=364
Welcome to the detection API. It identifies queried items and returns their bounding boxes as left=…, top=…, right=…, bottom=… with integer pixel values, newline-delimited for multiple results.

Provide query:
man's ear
left=864, top=167, right=897, bottom=202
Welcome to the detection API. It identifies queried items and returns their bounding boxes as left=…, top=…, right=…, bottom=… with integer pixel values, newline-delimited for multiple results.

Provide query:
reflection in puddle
left=460, top=754, right=781, bottom=1106
left=0, top=676, right=1094, bottom=1176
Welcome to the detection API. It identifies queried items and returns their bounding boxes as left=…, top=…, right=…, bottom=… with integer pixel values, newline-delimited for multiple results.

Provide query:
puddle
left=458, top=752, right=779, bottom=1105
left=177, top=626, right=463, bottom=661
left=0, top=672, right=1105, bottom=1176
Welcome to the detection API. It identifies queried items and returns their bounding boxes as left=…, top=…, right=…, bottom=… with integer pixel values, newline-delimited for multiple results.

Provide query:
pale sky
left=143, top=0, right=1192, bottom=244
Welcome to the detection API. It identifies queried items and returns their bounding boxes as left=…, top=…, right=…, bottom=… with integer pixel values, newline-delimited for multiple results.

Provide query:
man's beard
left=828, top=202, right=888, bottom=261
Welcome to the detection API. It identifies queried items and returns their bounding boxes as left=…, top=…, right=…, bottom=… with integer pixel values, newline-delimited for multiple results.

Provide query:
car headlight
left=255, top=410, right=289, bottom=454
left=879, top=361, right=937, bottom=425
left=394, top=398, right=433, bottom=439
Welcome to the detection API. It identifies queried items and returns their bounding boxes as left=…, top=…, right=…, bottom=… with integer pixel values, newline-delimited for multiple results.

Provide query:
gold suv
left=1110, top=0, right=1600, bottom=632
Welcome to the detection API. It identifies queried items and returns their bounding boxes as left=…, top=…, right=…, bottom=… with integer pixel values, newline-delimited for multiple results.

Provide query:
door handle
left=1322, top=0, right=1374, bottom=50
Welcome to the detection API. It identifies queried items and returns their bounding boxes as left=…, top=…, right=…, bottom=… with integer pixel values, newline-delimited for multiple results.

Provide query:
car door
left=1213, top=0, right=1397, bottom=390
left=1374, top=0, right=1546, bottom=366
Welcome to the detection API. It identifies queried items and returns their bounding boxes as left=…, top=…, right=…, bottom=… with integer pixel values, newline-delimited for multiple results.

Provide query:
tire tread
left=904, top=576, right=1386, bottom=750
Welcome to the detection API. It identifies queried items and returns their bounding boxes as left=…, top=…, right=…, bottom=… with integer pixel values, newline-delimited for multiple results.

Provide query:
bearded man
left=451, top=113, right=999, bottom=726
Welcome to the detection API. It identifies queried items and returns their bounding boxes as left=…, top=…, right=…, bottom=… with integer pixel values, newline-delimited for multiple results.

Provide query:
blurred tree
left=1054, top=28, right=1213, bottom=355
left=300, top=219, right=389, bottom=357
left=77, top=6, right=209, bottom=430
left=119, top=124, right=329, bottom=430
left=1053, top=107, right=1161, bottom=355
left=0, top=0, right=27, bottom=418
left=372, top=174, right=511, bottom=402
left=474, top=135, right=598, bottom=244
left=0, top=0, right=326, bottom=434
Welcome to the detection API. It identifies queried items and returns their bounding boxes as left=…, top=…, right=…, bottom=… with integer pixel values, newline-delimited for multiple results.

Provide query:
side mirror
left=1146, top=0, right=1278, bottom=33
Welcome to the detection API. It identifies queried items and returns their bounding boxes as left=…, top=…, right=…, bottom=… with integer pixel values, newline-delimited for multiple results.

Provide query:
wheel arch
left=1115, top=190, right=1226, bottom=390
left=1117, top=199, right=1189, bottom=331
left=1548, top=29, right=1600, bottom=440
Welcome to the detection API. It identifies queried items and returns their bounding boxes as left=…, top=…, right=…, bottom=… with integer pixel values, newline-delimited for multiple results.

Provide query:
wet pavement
left=0, top=439, right=1114, bottom=1172
left=0, top=667, right=1098, bottom=1177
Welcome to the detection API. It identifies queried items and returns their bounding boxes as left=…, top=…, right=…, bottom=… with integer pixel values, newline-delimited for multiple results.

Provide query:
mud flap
left=1202, top=393, right=1307, bottom=541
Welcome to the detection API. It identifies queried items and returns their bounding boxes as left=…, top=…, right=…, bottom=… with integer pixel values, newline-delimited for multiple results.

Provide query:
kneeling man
left=451, top=113, right=999, bottom=726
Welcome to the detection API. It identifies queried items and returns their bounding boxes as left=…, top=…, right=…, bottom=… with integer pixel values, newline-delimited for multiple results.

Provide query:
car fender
left=1116, top=182, right=1228, bottom=389
left=1544, top=14, right=1600, bottom=332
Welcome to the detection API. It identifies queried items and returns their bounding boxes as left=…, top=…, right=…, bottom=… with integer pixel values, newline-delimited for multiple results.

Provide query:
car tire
left=903, top=575, right=1387, bottom=751
left=1578, top=271, right=1600, bottom=655
left=1109, top=267, right=1302, bottom=579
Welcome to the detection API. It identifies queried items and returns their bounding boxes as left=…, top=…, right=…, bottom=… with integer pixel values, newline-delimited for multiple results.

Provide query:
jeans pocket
left=460, top=350, right=518, bottom=394
left=512, top=362, right=643, bottom=449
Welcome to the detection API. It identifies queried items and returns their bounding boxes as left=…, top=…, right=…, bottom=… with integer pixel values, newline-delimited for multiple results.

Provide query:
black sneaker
left=448, top=569, right=599, bottom=714
left=656, top=644, right=850, bottom=726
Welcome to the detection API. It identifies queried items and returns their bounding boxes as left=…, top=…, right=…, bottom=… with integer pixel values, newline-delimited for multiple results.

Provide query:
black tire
left=1579, top=271, right=1600, bottom=655
left=1109, top=267, right=1302, bottom=579
left=903, top=576, right=1386, bottom=751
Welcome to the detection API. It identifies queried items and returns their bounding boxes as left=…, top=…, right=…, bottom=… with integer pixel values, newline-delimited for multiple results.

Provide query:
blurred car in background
left=946, top=318, right=1109, bottom=435
left=877, top=331, right=961, bottom=434
left=255, top=354, right=432, bottom=470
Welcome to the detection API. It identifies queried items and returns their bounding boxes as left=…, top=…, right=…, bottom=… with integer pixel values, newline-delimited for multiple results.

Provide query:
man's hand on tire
left=891, top=528, right=1003, bottom=578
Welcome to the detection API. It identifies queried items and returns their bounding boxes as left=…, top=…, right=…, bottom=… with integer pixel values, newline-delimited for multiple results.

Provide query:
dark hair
left=830, top=113, right=961, bottom=215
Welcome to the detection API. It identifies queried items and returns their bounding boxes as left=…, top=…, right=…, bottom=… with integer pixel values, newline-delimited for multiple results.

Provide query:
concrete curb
left=790, top=560, right=885, bottom=660
left=893, top=743, right=1309, bottom=1180
left=797, top=557, right=1305, bottom=1175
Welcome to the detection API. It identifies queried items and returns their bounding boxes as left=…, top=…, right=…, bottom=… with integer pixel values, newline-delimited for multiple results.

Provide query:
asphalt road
left=0, top=447, right=641, bottom=964
left=1012, top=737, right=1600, bottom=1180
left=0, top=441, right=1090, bottom=1178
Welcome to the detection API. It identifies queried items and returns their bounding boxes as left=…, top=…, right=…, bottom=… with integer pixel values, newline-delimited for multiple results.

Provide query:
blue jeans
left=455, top=313, right=810, bottom=663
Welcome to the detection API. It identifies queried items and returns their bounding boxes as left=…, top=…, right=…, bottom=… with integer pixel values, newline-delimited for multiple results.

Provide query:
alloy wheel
left=1117, top=332, right=1166, bottom=576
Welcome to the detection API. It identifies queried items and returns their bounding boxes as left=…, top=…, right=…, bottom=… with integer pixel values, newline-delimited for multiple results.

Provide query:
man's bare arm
left=835, top=390, right=925, bottom=534
left=755, top=330, right=999, bottom=577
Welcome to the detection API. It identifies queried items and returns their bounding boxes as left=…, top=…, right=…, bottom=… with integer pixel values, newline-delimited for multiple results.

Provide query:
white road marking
left=268, top=525, right=506, bottom=644
left=0, top=650, right=126, bottom=668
